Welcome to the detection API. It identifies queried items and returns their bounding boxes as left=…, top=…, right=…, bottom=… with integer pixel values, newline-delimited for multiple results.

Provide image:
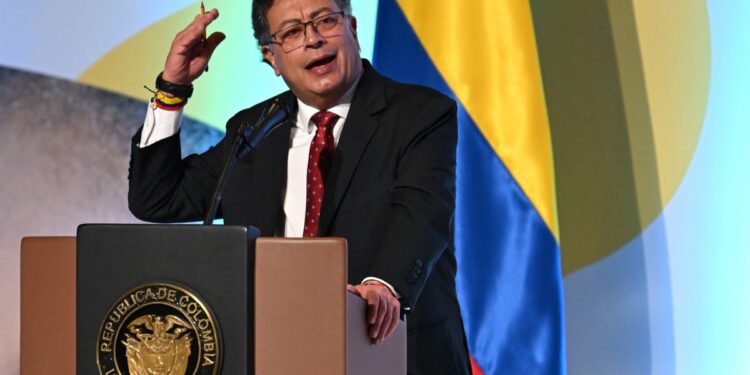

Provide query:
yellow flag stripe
left=396, top=0, right=558, bottom=240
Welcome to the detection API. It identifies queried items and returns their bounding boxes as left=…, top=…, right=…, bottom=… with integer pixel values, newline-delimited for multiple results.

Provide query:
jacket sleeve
left=367, top=94, right=458, bottom=310
left=128, top=127, right=226, bottom=222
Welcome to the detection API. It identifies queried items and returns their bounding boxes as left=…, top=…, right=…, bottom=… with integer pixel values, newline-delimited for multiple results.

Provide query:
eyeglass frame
left=263, top=11, right=350, bottom=52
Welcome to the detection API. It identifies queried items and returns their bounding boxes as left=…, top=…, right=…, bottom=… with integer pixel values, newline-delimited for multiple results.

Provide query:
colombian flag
left=373, top=1, right=566, bottom=373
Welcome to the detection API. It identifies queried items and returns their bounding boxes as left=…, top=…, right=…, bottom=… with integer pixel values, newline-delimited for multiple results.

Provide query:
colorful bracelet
left=155, top=91, right=186, bottom=105
left=150, top=95, right=187, bottom=111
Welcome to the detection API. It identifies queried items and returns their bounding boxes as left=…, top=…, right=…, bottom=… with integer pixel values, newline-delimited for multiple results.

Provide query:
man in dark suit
left=128, top=0, right=470, bottom=373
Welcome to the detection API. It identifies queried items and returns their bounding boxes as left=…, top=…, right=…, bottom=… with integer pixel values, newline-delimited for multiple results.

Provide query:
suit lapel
left=318, top=62, right=387, bottom=234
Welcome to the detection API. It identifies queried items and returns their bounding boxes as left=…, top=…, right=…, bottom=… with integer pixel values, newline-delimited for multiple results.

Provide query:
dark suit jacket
left=129, top=60, right=470, bottom=374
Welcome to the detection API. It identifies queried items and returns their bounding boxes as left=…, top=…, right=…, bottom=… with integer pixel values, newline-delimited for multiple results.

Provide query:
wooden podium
left=20, top=225, right=405, bottom=374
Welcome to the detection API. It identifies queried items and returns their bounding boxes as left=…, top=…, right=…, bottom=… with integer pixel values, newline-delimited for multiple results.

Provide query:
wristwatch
left=155, top=72, right=194, bottom=98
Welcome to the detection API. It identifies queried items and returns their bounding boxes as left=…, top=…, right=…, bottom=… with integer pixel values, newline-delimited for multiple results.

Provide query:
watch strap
left=155, top=72, right=193, bottom=98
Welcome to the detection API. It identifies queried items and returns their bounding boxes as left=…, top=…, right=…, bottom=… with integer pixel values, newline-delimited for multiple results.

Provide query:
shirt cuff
left=138, top=105, right=183, bottom=147
left=361, top=277, right=400, bottom=299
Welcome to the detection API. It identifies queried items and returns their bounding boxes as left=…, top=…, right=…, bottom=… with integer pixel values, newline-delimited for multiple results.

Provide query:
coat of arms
left=96, top=283, right=220, bottom=375
left=122, top=314, right=193, bottom=375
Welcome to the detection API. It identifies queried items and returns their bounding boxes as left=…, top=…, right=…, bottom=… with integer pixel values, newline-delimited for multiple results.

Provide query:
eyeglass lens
left=274, top=13, right=345, bottom=52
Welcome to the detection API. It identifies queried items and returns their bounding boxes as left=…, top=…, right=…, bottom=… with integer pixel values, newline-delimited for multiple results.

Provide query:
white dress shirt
left=283, top=88, right=351, bottom=237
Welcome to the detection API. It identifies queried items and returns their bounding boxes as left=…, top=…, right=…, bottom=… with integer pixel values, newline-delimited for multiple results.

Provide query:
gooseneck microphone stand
left=203, top=97, right=291, bottom=224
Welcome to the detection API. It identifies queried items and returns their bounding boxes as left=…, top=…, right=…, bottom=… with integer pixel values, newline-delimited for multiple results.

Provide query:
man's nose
left=304, top=23, right=325, bottom=48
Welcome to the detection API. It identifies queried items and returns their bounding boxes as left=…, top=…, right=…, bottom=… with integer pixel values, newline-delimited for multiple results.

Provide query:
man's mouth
left=305, top=54, right=337, bottom=70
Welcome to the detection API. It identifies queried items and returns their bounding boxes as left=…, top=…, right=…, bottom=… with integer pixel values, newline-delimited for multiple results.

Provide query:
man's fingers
left=192, top=32, right=225, bottom=71
left=366, top=293, right=378, bottom=324
left=177, top=9, right=220, bottom=51
left=378, top=302, right=393, bottom=342
left=192, top=8, right=219, bottom=26
left=377, top=296, right=400, bottom=343
left=384, top=300, right=400, bottom=339
left=199, top=8, right=220, bottom=26
left=368, top=292, right=388, bottom=340
left=182, top=9, right=217, bottom=42
left=350, top=284, right=401, bottom=344
left=346, top=284, right=361, bottom=296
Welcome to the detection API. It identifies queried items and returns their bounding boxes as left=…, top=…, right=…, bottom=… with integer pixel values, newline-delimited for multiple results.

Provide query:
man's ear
left=261, top=45, right=281, bottom=76
left=349, top=16, right=358, bottom=40
left=349, top=16, right=360, bottom=51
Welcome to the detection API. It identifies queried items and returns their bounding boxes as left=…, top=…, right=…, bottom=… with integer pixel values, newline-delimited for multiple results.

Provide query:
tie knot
left=311, top=110, right=339, bottom=132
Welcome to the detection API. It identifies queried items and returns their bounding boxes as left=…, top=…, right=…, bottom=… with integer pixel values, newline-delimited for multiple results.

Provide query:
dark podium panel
left=77, top=224, right=259, bottom=374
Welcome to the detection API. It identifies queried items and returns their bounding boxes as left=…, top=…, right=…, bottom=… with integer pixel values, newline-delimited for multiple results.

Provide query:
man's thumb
left=204, top=32, right=226, bottom=58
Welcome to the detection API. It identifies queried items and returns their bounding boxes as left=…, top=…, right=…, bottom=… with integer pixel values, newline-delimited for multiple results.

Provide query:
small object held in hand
left=201, top=1, right=209, bottom=72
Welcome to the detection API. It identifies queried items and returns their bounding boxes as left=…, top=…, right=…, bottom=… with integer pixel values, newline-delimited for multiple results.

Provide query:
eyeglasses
left=267, top=12, right=348, bottom=52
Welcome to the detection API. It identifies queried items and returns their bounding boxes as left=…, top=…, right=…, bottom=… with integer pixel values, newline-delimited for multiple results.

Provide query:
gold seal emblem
left=96, top=283, right=221, bottom=375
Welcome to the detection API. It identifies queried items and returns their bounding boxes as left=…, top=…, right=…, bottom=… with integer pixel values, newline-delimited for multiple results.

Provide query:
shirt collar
left=295, top=73, right=362, bottom=132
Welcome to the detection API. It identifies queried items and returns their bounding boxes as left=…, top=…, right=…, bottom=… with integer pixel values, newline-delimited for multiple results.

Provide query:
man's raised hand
left=162, top=8, right=225, bottom=85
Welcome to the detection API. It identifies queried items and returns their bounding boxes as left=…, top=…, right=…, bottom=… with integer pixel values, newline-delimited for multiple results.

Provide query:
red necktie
left=303, top=110, right=338, bottom=237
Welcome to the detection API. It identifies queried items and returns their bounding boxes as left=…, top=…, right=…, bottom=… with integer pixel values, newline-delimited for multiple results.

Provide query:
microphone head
left=240, top=96, right=293, bottom=155
left=269, top=95, right=292, bottom=118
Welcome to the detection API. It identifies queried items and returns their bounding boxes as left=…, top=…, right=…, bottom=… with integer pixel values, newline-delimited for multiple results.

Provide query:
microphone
left=238, top=97, right=290, bottom=158
left=203, top=97, right=291, bottom=224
